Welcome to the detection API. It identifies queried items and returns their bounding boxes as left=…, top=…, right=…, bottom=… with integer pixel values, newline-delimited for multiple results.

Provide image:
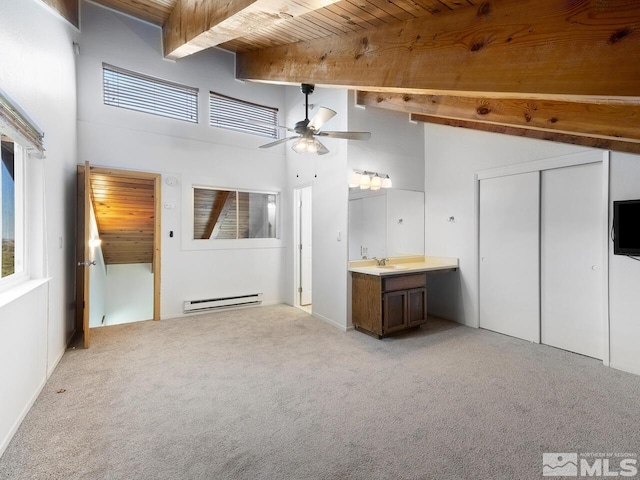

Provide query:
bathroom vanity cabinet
left=352, top=272, right=427, bottom=338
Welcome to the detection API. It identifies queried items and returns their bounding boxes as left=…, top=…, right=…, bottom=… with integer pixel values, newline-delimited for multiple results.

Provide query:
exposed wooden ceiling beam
left=412, top=114, right=640, bottom=155
left=203, top=191, right=230, bottom=239
left=357, top=91, right=640, bottom=144
left=237, top=0, right=640, bottom=101
left=163, top=0, right=341, bottom=60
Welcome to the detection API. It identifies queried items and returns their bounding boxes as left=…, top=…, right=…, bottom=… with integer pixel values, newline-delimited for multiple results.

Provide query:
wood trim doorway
left=76, top=165, right=162, bottom=348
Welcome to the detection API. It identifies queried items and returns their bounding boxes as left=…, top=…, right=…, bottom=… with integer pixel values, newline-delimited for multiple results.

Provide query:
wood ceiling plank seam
left=436, top=0, right=477, bottom=10
left=92, top=193, right=155, bottom=200
left=233, top=32, right=275, bottom=50
left=388, top=0, right=437, bottom=18
left=320, top=3, right=380, bottom=29
left=240, top=23, right=298, bottom=45
left=90, top=184, right=155, bottom=192
left=402, top=0, right=444, bottom=15
left=304, top=10, right=360, bottom=34
left=384, top=0, right=423, bottom=19
left=433, top=0, right=456, bottom=10
left=281, top=16, right=338, bottom=42
left=324, top=2, right=384, bottom=29
left=354, top=0, right=413, bottom=22
left=341, top=0, right=393, bottom=26
left=252, top=26, right=304, bottom=46
left=259, top=27, right=306, bottom=45
left=267, top=18, right=320, bottom=42
left=289, top=14, right=343, bottom=38
left=312, top=8, right=367, bottom=32
left=91, top=177, right=155, bottom=186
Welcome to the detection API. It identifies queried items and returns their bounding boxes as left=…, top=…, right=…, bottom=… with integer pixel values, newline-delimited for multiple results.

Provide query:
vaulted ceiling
left=49, top=0, right=640, bottom=152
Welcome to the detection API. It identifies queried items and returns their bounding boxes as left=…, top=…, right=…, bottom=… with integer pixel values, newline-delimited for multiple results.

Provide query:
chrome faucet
left=373, top=257, right=388, bottom=266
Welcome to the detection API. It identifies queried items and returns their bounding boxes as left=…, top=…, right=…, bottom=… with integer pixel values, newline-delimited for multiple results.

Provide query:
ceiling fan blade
left=317, top=131, right=371, bottom=140
left=316, top=139, right=330, bottom=155
left=259, top=136, right=300, bottom=148
left=308, top=107, right=337, bottom=132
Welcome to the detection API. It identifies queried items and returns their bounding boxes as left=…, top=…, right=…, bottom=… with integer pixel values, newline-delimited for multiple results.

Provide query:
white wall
left=424, top=123, right=640, bottom=376
left=0, top=0, right=78, bottom=456
left=609, top=153, right=640, bottom=375
left=423, top=124, right=588, bottom=324
left=347, top=91, right=424, bottom=192
left=104, top=264, right=153, bottom=325
left=284, top=86, right=350, bottom=329
left=76, top=3, right=288, bottom=318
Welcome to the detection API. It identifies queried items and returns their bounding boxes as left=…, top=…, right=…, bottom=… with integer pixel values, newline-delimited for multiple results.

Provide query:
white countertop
left=348, top=256, right=459, bottom=276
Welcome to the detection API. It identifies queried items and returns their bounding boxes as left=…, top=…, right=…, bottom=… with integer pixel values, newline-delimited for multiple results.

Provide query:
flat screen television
left=613, top=199, right=640, bottom=256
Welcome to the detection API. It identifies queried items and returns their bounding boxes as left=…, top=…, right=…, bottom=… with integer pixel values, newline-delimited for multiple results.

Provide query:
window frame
left=192, top=186, right=279, bottom=241
left=0, top=138, right=28, bottom=292
left=181, top=176, right=282, bottom=251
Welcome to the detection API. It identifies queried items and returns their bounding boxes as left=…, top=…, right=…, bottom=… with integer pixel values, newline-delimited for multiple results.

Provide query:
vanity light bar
left=349, top=170, right=392, bottom=190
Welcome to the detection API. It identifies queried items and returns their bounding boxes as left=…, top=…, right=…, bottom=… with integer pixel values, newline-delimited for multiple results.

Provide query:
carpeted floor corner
left=1, top=304, right=639, bottom=479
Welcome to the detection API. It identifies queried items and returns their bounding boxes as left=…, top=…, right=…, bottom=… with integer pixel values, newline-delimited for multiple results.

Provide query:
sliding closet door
left=541, top=163, right=603, bottom=359
left=479, top=172, right=540, bottom=343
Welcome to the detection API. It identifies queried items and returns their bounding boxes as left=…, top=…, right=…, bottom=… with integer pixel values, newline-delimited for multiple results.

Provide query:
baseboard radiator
left=183, top=293, right=263, bottom=313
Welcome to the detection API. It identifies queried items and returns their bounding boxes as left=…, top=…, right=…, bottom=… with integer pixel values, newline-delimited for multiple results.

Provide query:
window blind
left=209, top=92, right=278, bottom=139
left=103, top=63, right=198, bottom=123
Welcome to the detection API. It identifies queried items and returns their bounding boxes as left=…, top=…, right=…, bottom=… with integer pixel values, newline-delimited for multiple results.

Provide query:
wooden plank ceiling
left=72, top=0, right=640, bottom=152
left=90, top=173, right=155, bottom=265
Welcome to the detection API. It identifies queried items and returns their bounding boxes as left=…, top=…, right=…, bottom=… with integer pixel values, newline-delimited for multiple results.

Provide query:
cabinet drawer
left=383, top=273, right=426, bottom=292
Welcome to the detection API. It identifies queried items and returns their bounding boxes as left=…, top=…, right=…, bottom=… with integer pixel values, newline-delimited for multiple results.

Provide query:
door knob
left=591, top=265, right=599, bottom=271
left=78, top=260, right=96, bottom=267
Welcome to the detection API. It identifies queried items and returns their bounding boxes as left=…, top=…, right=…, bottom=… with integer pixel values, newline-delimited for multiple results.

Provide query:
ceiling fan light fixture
left=292, top=136, right=321, bottom=155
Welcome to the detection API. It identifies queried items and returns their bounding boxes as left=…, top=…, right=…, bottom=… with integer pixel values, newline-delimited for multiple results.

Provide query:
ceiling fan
left=259, top=83, right=371, bottom=155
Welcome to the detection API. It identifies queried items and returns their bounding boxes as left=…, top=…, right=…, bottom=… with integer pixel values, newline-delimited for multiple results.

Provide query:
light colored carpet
left=1, top=304, right=639, bottom=479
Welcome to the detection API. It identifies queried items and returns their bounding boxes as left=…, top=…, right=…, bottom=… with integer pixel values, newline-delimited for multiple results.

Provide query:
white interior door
left=300, top=186, right=312, bottom=306
left=480, top=172, right=540, bottom=343
left=541, top=163, right=603, bottom=359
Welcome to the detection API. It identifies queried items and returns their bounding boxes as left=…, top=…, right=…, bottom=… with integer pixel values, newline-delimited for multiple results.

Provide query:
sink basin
left=375, top=265, right=408, bottom=270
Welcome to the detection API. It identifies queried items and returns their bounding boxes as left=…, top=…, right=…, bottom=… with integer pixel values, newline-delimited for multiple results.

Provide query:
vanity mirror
left=348, top=189, right=424, bottom=260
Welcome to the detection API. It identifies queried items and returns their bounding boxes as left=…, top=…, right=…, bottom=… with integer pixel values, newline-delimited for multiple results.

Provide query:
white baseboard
left=312, top=312, right=348, bottom=332
left=609, top=362, right=640, bottom=377
left=0, top=375, right=47, bottom=459
left=161, top=300, right=282, bottom=320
